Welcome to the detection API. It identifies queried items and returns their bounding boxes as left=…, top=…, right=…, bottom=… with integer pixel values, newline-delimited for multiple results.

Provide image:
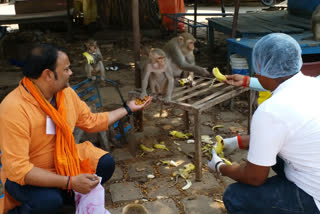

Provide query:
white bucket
left=230, top=54, right=249, bottom=75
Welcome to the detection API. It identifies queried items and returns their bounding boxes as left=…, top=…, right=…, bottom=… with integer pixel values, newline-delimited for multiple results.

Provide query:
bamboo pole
left=132, top=0, right=143, bottom=131
left=231, top=0, right=240, bottom=38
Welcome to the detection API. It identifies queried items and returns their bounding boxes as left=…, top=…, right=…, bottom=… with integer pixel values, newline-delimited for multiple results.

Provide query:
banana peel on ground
left=169, top=130, right=192, bottom=139
left=201, top=135, right=214, bottom=144
left=140, top=144, right=154, bottom=153
left=212, top=125, right=224, bottom=132
left=154, top=143, right=169, bottom=151
left=159, top=160, right=178, bottom=167
left=182, top=179, right=192, bottom=190
left=172, top=163, right=195, bottom=190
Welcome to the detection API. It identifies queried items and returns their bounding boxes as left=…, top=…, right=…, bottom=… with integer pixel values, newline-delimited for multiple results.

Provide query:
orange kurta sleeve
left=66, top=88, right=109, bottom=133
left=0, top=99, right=34, bottom=186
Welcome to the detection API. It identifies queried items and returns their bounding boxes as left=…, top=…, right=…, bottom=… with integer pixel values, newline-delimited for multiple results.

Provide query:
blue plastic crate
left=232, top=68, right=249, bottom=76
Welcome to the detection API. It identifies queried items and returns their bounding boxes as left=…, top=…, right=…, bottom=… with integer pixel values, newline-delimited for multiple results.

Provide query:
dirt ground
left=0, top=24, right=251, bottom=213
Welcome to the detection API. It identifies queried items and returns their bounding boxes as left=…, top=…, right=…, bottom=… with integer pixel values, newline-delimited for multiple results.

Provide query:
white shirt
left=248, top=72, right=320, bottom=210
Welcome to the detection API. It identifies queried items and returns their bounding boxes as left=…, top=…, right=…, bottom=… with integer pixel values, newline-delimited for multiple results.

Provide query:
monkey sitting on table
left=83, top=40, right=106, bottom=80
left=139, top=48, right=174, bottom=103
left=164, top=32, right=211, bottom=86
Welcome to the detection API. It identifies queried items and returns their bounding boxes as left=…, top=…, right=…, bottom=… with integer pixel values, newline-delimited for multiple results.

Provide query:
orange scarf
left=22, top=77, right=93, bottom=176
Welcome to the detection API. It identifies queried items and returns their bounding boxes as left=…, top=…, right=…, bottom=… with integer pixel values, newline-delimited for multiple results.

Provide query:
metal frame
left=129, top=77, right=249, bottom=181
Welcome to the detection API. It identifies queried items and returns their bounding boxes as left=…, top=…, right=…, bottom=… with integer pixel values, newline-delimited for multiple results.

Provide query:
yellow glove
left=83, top=52, right=94, bottom=64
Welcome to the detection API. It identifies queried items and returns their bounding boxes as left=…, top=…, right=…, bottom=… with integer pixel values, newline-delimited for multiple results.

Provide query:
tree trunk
left=99, top=0, right=160, bottom=29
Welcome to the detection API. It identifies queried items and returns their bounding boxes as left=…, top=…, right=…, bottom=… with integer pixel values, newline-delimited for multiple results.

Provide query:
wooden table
left=227, top=32, right=320, bottom=73
left=0, top=9, right=73, bottom=40
left=129, top=78, right=249, bottom=181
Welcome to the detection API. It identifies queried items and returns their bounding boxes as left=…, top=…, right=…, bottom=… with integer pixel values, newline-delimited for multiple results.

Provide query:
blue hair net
left=252, top=33, right=302, bottom=79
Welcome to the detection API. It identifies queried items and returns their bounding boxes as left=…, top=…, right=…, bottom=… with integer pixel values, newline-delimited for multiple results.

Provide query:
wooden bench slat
left=192, top=85, right=234, bottom=106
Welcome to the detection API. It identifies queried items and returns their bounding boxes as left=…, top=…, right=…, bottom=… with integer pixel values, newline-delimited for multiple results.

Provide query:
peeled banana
left=221, top=157, right=232, bottom=166
left=212, top=67, right=226, bottom=82
left=154, top=144, right=169, bottom=151
left=213, top=135, right=225, bottom=155
left=140, top=144, right=154, bottom=152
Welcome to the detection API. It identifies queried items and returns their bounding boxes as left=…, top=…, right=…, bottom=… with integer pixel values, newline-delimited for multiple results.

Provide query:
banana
left=82, top=52, right=95, bottom=64
left=179, top=78, right=189, bottom=86
left=169, top=131, right=190, bottom=139
left=185, top=133, right=193, bottom=138
left=213, top=135, right=225, bottom=155
left=212, top=67, right=226, bottom=82
left=221, top=157, right=232, bottom=166
left=212, top=124, right=224, bottom=132
left=154, top=144, right=169, bottom=151
left=140, top=144, right=154, bottom=152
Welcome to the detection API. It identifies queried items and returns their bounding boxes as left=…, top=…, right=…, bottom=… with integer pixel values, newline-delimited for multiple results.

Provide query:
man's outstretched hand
left=127, top=96, right=152, bottom=112
left=224, top=74, right=248, bottom=87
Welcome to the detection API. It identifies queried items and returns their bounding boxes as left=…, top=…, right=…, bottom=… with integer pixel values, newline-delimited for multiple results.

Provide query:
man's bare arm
left=25, top=167, right=100, bottom=194
left=24, top=167, right=68, bottom=189
left=220, top=161, right=270, bottom=186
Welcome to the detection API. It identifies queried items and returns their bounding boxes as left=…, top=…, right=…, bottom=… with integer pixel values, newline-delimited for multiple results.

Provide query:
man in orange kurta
left=0, top=44, right=151, bottom=214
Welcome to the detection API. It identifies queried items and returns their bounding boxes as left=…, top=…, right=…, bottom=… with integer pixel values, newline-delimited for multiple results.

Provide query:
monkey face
left=151, top=54, right=165, bottom=69
left=88, top=45, right=97, bottom=54
left=156, top=55, right=165, bottom=67
left=187, top=39, right=195, bottom=51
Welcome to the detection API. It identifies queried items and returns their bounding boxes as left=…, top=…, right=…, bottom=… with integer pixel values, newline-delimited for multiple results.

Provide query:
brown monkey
left=121, top=204, right=149, bottom=214
left=140, top=48, right=174, bottom=103
left=83, top=40, right=106, bottom=80
left=312, top=5, right=320, bottom=40
left=163, top=32, right=210, bottom=85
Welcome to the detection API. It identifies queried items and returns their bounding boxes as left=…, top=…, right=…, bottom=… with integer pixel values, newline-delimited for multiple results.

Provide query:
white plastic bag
left=75, top=181, right=111, bottom=214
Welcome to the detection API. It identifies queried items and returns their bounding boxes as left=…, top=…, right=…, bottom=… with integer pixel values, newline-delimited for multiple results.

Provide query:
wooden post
left=132, top=0, right=143, bottom=131
left=184, top=110, right=189, bottom=131
left=193, top=0, right=198, bottom=38
left=194, top=110, right=202, bottom=181
left=231, top=0, right=240, bottom=38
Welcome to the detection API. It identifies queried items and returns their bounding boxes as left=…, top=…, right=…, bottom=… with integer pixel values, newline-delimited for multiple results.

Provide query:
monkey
left=121, top=204, right=149, bottom=214
left=83, top=40, right=106, bottom=80
left=163, top=32, right=211, bottom=86
left=140, top=48, right=174, bottom=103
left=312, top=5, right=320, bottom=41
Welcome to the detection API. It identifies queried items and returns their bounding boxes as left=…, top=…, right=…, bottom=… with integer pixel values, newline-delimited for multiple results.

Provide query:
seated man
left=0, top=44, right=152, bottom=214
left=209, top=33, right=320, bottom=213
